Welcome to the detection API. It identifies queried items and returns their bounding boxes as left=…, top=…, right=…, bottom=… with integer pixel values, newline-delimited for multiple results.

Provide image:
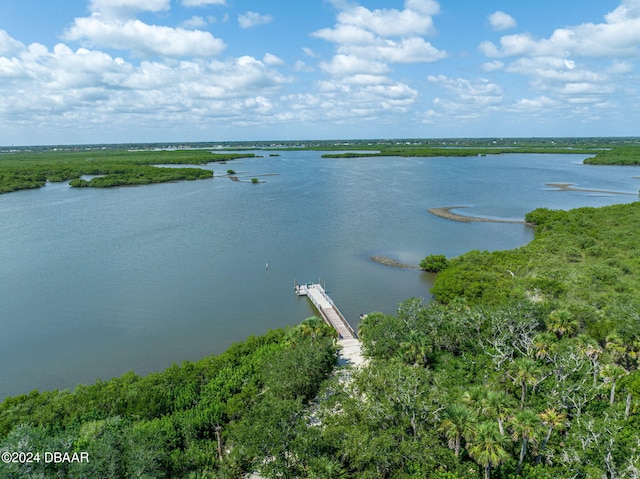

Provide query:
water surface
left=1, top=151, right=638, bottom=398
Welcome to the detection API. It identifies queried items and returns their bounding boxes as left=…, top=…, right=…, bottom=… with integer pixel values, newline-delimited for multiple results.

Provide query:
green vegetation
left=431, top=202, right=640, bottom=312
left=227, top=169, right=237, bottom=175
left=251, top=178, right=259, bottom=184
left=0, top=318, right=337, bottom=478
left=420, top=254, right=450, bottom=272
left=584, top=147, right=640, bottom=165
left=0, top=148, right=253, bottom=193
left=318, top=140, right=640, bottom=167
left=322, top=146, right=597, bottom=159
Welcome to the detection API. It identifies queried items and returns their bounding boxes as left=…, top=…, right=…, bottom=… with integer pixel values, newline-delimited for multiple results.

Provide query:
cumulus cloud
left=302, top=0, right=445, bottom=128
left=0, top=36, right=293, bottom=137
left=319, top=54, right=390, bottom=77
left=262, top=53, right=284, bottom=66
left=488, top=11, right=517, bottom=31
left=347, top=37, right=447, bottom=64
left=481, top=1, right=640, bottom=58
left=428, top=75, right=504, bottom=105
left=312, top=0, right=446, bottom=80
left=238, top=11, right=273, bottom=29
left=335, top=3, right=438, bottom=37
left=426, top=78, right=505, bottom=123
left=64, top=16, right=226, bottom=58
left=475, top=0, right=640, bottom=122
left=89, top=0, right=170, bottom=19
left=0, top=30, right=26, bottom=55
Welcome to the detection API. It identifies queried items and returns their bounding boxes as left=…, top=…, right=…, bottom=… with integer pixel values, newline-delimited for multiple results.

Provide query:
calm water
left=1, top=151, right=638, bottom=398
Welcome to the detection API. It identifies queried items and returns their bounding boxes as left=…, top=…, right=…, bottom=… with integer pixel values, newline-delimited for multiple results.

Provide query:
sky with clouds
left=1, top=0, right=639, bottom=145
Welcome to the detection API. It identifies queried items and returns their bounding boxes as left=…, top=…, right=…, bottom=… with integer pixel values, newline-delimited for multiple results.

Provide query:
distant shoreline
left=428, top=206, right=530, bottom=224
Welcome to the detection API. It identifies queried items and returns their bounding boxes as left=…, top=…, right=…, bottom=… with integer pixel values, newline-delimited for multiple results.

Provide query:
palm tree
left=462, top=385, right=489, bottom=412
left=574, top=334, right=602, bottom=387
left=533, top=332, right=558, bottom=361
left=485, top=390, right=515, bottom=435
left=467, top=421, right=510, bottom=479
left=538, top=408, right=567, bottom=464
left=547, top=309, right=578, bottom=339
left=508, top=357, right=541, bottom=408
left=438, top=403, right=475, bottom=457
left=509, top=409, right=541, bottom=473
left=306, top=456, right=348, bottom=479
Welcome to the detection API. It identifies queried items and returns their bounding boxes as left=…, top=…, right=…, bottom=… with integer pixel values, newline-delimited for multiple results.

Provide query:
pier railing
left=295, top=283, right=357, bottom=339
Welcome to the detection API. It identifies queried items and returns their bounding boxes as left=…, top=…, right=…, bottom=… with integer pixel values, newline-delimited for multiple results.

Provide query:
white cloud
left=319, top=54, right=389, bottom=77
left=507, top=57, right=607, bottom=85
left=475, top=1, right=640, bottom=123
left=482, top=60, right=504, bottom=72
left=311, top=0, right=446, bottom=84
left=182, top=0, right=227, bottom=6
left=347, top=37, right=446, bottom=63
left=312, top=24, right=377, bottom=45
left=482, top=2, right=640, bottom=58
left=0, top=38, right=293, bottom=136
left=0, top=30, right=25, bottom=56
left=336, top=3, right=438, bottom=37
left=293, top=60, right=314, bottom=72
left=428, top=75, right=504, bottom=105
left=89, top=0, right=170, bottom=19
left=64, top=16, right=226, bottom=58
left=238, top=11, right=273, bottom=29
left=488, top=11, right=516, bottom=31
left=512, top=96, right=558, bottom=112
left=302, top=47, right=317, bottom=58
left=607, top=59, right=634, bottom=73
left=262, top=53, right=284, bottom=66
left=181, top=16, right=208, bottom=29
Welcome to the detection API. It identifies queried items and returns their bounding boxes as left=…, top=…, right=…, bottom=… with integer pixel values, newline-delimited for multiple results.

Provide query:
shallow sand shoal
left=428, top=206, right=530, bottom=224
left=370, top=255, right=418, bottom=269
left=545, top=183, right=637, bottom=195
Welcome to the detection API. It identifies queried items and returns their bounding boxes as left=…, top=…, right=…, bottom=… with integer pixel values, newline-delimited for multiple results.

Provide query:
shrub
left=420, top=254, right=449, bottom=272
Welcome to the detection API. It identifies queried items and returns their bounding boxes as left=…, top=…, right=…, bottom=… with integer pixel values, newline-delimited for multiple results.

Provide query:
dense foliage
left=0, top=148, right=252, bottom=193
left=0, top=318, right=337, bottom=478
left=431, top=203, right=640, bottom=315
left=584, top=148, right=640, bottom=166
left=420, top=254, right=450, bottom=273
left=343, top=298, right=639, bottom=479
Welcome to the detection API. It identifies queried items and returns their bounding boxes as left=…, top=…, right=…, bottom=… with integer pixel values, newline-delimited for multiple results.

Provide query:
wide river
left=1, top=151, right=638, bottom=398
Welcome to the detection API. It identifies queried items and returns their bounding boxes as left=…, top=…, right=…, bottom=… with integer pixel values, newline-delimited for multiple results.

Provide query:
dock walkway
left=295, top=283, right=357, bottom=340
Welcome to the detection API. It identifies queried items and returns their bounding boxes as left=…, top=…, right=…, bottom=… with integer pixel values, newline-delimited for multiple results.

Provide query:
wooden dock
left=295, top=283, right=357, bottom=340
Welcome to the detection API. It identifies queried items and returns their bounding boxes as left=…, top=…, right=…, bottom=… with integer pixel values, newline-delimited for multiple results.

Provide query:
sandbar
left=545, top=183, right=637, bottom=196
left=428, top=206, right=529, bottom=224
left=370, top=255, right=418, bottom=269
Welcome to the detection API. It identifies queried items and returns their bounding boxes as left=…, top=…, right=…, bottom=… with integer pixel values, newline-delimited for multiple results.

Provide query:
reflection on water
left=1, top=151, right=638, bottom=397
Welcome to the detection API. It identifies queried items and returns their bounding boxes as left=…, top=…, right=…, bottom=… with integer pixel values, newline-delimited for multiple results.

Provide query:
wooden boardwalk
left=295, top=283, right=357, bottom=340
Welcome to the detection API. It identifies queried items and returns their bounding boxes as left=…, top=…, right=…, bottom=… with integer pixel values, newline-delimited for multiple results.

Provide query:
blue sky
left=1, top=0, right=638, bottom=145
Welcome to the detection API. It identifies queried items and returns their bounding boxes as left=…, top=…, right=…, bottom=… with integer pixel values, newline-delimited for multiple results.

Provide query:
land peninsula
left=0, top=147, right=254, bottom=193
